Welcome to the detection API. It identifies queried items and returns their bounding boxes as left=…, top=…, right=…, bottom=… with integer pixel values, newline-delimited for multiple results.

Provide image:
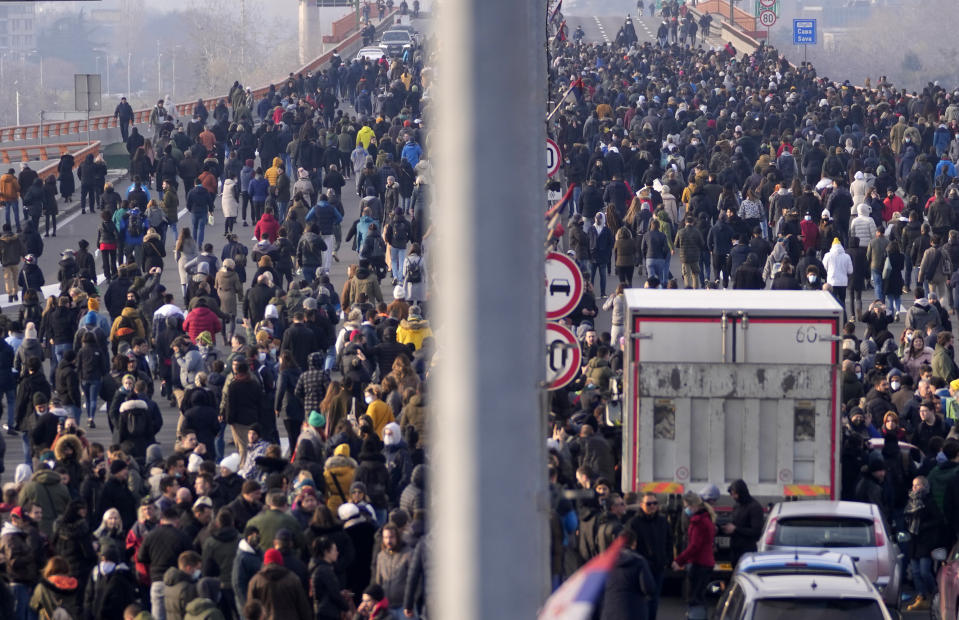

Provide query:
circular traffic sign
left=546, top=322, right=582, bottom=390
left=546, top=138, right=562, bottom=177
left=758, top=9, right=777, bottom=27
left=545, top=251, right=583, bottom=320
left=759, top=0, right=775, bottom=7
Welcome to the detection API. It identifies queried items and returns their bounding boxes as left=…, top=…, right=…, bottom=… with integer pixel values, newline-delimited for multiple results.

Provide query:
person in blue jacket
left=248, top=167, right=270, bottom=225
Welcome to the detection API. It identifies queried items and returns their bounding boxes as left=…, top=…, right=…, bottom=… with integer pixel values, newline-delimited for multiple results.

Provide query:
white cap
left=338, top=502, right=360, bottom=521
left=219, top=453, right=241, bottom=474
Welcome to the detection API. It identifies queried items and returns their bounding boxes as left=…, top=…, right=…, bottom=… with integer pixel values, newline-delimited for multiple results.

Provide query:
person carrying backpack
left=110, top=302, right=147, bottom=355
left=122, top=206, right=146, bottom=268
left=360, top=223, right=388, bottom=281
left=403, top=243, right=427, bottom=307
left=384, top=209, right=411, bottom=286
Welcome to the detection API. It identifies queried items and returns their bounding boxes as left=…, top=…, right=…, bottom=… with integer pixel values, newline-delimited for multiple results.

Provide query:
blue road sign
left=793, top=18, right=816, bottom=45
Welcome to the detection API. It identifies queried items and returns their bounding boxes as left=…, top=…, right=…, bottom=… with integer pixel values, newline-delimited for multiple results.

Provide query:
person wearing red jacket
left=182, top=303, right=223, bottom=343
left=672, top=491, right=716, bottom=616
left=800, top=214, right=819, bottom=252
left=254, top=207, right=280, bottom=243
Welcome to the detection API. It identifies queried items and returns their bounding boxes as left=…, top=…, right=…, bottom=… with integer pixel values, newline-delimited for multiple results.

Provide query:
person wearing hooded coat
left=57, top=153, right=76, bottom=202
left=354, top=438, right=391, bottom=524
left=723, top=480, right=764, bottom=568
left=382, top=422, right=412, bottom=507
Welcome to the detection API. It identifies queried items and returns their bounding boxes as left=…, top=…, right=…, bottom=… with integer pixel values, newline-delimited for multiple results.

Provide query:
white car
left=757, top=500, right=903, bottom=609
left=355, top=46, right=386, bottom=62
left=715, top=551, right=895, bottom=620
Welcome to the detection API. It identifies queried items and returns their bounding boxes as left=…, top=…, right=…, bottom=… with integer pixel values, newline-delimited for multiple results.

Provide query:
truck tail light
left=764, top=517, right=778, bottom=545
left=874, top=518, right=885, bottom=547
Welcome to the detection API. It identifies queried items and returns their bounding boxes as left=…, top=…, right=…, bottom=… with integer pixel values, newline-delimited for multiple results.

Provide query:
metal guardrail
left=0, top=141, right=96, bottom=166
left=0, top=11, right=398, bottom=144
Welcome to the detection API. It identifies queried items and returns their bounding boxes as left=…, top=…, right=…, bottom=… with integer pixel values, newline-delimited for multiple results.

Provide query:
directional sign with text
left=546, top=138, right=562, bottom=177
left=545, top=251, right=583, bottom=320
left=546, top=322, right=582, bottom=390
left=793, top=18, right=816, bottom=45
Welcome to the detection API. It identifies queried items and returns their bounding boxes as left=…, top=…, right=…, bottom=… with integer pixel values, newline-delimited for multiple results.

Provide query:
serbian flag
left=550, top=0, right=563, bottom=21
left=538, top=536, right=624, bottom=619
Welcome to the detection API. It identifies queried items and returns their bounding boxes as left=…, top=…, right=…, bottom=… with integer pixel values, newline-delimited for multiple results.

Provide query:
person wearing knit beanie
left=263, top=548, right=284, bottom=566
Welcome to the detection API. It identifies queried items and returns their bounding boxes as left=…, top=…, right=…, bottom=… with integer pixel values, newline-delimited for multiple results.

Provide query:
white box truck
left=622, top=289, right=844, bottom=502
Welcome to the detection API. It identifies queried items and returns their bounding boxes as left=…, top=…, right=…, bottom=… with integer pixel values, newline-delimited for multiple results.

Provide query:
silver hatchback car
left=715, top=551, right=895, bottom=620
left=757, top=500, right=903, bottom=608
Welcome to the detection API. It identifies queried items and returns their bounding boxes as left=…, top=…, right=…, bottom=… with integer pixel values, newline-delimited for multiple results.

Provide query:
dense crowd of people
left=0, top=12, right=435, bottom=620
left=545, top=0, right=959, bottom=617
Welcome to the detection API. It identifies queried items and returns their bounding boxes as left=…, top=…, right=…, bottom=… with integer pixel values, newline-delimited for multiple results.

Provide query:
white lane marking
left=593, top=16, right=610, bottom=43
left=1, top=204, right=192, bottom=309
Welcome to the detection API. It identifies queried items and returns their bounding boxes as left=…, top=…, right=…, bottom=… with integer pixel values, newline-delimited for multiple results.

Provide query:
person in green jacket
left=246, top=491, right=304, bottom=553
left=932, top=331, right=957, bottom=383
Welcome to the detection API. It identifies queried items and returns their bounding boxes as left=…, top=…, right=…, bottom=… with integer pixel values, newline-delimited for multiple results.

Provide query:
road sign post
left=545, top=251, right=583, bottom=320
left=793, top=18, right=816, bottom=62
left=546, top=138, right=562, bottom=178
left=74, top=73, right=102, bottom=145
left=546, top=322, right=581, bottom=390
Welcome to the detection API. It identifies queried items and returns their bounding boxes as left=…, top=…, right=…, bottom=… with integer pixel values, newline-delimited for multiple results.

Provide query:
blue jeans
left=277, top=199, right=289, bottom=223
left=4, top=201, right=19, bottom=230
left=10, top=582, right=37, bottom=620
left=571, top=185, right=582, bottom=214
left=401, top=195, right=412, bottom=212
left=82, top=379, right=101, bottom=421
left=192, top=212, right=206, bottom=246
left=871, top=268, right=883, bottom=301
left=911, top=556, right=935, bottom=596
left=151, top=580, right=167, bottom=620
left=302, top=264, right=319, bottom=285
left=590, top=260, right=608, bottom=296
left=645, top=258, right=669, bottom=286
left=886, top=294, right=902, bottom=315
left=391, top=247, right=407, bottom=282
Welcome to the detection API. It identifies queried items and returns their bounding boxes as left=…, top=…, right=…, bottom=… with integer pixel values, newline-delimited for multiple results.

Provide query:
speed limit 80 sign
left=758, top=9, right=777, bottom=27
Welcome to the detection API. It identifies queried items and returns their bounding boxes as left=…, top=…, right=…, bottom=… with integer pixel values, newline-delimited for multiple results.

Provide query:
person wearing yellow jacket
left=264, top=157, right=283, bottom=187
left=356, top=124, right=375, bottom=150
left=396, top=305, right=433, bottom=350
left=324, top=443, right=357, bottom=512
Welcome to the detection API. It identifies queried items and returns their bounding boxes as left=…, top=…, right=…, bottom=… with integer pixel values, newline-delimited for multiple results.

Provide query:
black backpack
left=122, top=402, right=149, bottom=438
left=125, top=209, right=144, bottom=237
left=392, top=220, right=410, bottom=246
left=406, top=257, right=422, bottom=283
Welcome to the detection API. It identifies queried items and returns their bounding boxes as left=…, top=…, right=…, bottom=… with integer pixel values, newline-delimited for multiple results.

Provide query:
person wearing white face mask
left=86, top=545, right=139, bottom=619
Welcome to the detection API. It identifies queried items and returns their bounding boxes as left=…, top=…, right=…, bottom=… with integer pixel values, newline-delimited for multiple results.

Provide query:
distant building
left=0, top=2, right=36, bottom=53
